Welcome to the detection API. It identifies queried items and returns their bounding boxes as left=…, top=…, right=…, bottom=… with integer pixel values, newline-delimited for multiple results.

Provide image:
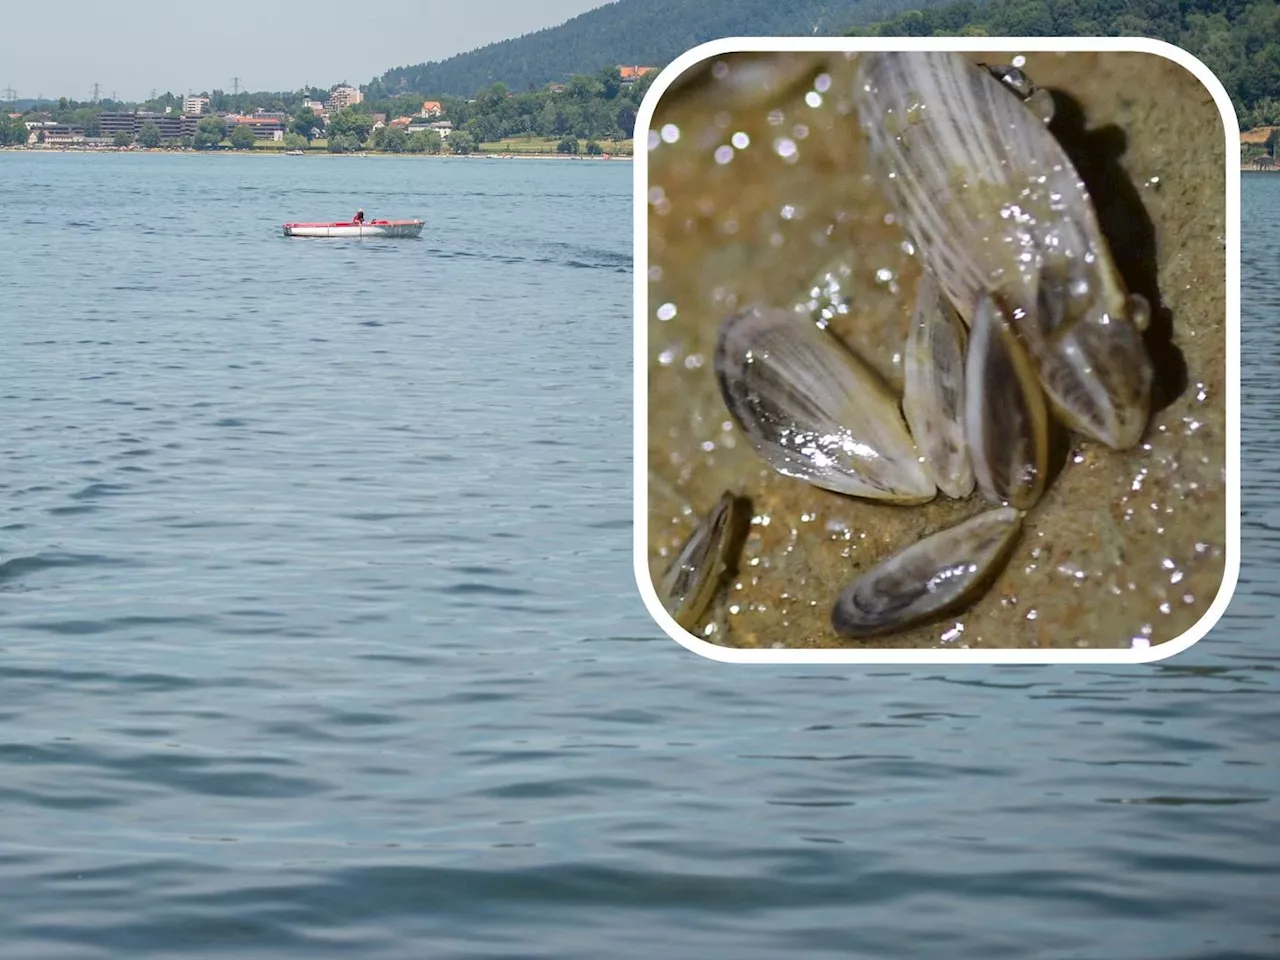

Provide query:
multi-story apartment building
left=97, top=112, right=199, bottom=140
left=325, top=85, right=362, bottom=110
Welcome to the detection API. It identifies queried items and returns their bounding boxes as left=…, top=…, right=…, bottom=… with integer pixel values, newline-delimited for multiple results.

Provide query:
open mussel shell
left=1028, top=267, right=1154, bottom=451
left=965, top=290, right=1050, bottom=511
left=714, top=307, right=936, bottom=504
left=830, top=506, right=1023, bottom=639
left=902, top=272, right=974, bottom=500
left=852, top=51, right=1154, bottom=450
left=659, top=490, right=751, bottom=632
left=1038, top=317, right=1153, bottom=451
left=852, top=51, right=1110, bottom=322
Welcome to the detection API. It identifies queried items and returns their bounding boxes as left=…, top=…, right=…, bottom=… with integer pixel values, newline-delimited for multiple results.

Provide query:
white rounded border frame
left=632, top=36, right=1242, bottom=665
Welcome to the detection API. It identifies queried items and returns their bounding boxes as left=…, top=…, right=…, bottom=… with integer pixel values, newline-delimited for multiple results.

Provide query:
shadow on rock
left=1047, top=89, right=1188, bottom=419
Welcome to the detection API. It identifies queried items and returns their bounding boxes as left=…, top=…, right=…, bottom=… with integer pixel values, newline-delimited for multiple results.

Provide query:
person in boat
left=353, top=208, right=366, bottom=224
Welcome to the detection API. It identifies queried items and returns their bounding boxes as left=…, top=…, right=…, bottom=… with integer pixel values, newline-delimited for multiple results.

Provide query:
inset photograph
left=638, top=43, right=1237, bottom=657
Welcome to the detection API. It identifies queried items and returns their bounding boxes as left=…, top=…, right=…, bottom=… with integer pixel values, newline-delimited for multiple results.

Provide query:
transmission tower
left=232, top=76, right=241, bottom=95
left=2, top=86, right=15, bottom=105
left=92, top=82, right=99, bottom=102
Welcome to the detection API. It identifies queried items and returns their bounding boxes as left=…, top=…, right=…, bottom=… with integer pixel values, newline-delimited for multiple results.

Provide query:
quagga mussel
left=657, top=51, right=1156, bottom=643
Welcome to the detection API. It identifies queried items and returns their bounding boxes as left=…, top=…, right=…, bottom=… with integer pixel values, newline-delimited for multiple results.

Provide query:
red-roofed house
left=618, top=65, right=655, bottom=84
left=420, top=100, right=443, bottom=117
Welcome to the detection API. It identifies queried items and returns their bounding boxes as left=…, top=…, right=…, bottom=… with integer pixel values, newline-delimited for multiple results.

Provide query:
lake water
left=0, top=153, right=1275, bottom=959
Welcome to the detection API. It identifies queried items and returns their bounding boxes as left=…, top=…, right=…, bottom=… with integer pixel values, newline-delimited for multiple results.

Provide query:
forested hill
left=368, top=0, right=946, bottom=99
left=849, top=0, right=1280, bottom=128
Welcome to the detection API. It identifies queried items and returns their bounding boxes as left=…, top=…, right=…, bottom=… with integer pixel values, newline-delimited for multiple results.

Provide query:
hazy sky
left=3, top=0, right=607, bottom=101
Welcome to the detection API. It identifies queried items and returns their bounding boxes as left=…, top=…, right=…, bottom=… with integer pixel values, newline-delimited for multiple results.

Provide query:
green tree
left=566, top=74, right=603, bottom=100
left=390, top=93, right=425, bottom=118
left=615, top=103, right=637, bottom=139
left=377, top=125, right=408, bottom=152
left=83, top=115, right=101, bottom=137
left=137, top=121, right=162, bottom=147
left=557, top=136, right=580, bottom=154
left=585, top=139, right=603, bottom=155
left=113, top=131, right=133, bottom=147
left=293, top=107, right=321, bottom=139
left=449, top=130, right=475, bottom=154
left=283, top=132, right=309, bottom=150
left=228, top=124, right=257, bottom=149
left=537, top=102, right=558, bottom=136
left=327, top=107, right=373, bottom=142
left=0, top=117, right=27, bottom=145
left=465, top=113, right=500, bottom=143
left=596, top=66, right=622, bottom=99
left=327, top=132, right=360, bottom=153
left=193, top=115, right=226, bottom=149
left=475, top=82, right=508, bottom=111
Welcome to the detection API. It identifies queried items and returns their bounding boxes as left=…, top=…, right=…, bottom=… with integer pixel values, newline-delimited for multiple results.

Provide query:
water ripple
left=0, top=153, right=1273, bottom=960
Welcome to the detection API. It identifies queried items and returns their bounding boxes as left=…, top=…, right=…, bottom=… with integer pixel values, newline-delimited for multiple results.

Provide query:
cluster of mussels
left=657, top=51, right=1156, bottom=645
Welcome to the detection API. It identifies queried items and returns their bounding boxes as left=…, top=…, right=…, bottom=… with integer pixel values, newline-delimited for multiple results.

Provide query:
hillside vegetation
left=849, top=0, right=1280, bottom=127
left=369, top=0, right=946, bottom=98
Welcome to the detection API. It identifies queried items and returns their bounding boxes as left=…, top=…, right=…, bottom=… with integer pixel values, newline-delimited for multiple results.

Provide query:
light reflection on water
left=0, top=154, right=1273, bottom=959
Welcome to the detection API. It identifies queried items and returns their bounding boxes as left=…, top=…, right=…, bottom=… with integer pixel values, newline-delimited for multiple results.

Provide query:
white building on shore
left=325, top=85, right=363, bottom=110
left=407, top=118, right=452, bottom=139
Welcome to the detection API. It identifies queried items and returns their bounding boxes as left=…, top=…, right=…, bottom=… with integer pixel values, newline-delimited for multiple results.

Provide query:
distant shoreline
left=9, top=146, right=1265, bottom=170
left=0, top=145, right=633, bottom=161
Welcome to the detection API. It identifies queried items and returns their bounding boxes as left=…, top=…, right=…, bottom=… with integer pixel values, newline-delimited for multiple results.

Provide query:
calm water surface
left=0, top=154, right=1276, bottom=959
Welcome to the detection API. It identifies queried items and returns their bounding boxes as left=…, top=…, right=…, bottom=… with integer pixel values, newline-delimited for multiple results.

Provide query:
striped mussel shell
left=902, top=271, right=974, bottom=500
left=659, top=490, right=750, bottom=632
left=714, top=307, right=936, bottom=504
left=852, top=51, right=1153, bottom=450
left=831, top=505, right=1023, bottom=639
left=965, top=289, right=1051, bottom=511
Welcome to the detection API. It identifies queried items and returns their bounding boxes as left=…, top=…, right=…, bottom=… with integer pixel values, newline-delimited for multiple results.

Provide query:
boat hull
left=282, top=219, right=424, bottom=238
